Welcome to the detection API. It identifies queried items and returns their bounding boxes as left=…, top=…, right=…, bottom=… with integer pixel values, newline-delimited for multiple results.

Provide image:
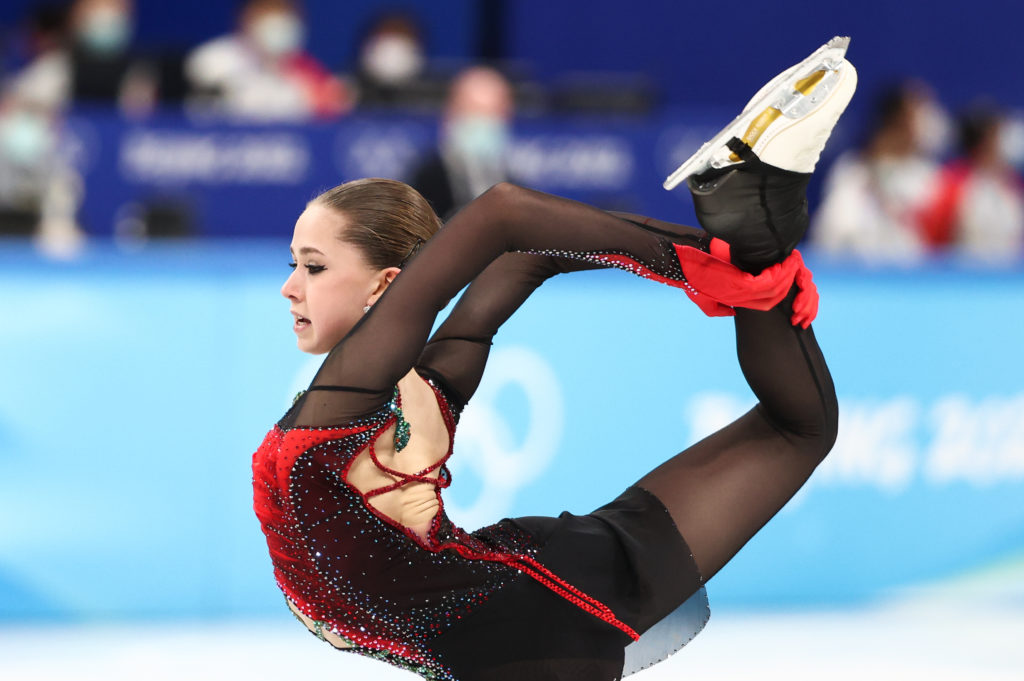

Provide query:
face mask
left=250, top=12, right=305, bottom=58
left=0, top=110, right=54, bottom=166
left=911, top=100, right=952, bottom=157
left=997, top=116, right=1024, bottom=169
left=448, top=115, right=510, bottom=161
left=77, top=6, right=131, bottom=55
left=361, top=34, right=424, bottom=85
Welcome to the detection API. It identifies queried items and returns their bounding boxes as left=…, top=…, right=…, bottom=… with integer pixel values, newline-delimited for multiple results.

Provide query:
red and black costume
left=253, top=172, right=838, bottom=680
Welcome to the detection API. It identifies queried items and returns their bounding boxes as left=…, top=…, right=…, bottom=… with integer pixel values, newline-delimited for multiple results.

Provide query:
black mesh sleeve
left=282, top=184, right=705, bottom=428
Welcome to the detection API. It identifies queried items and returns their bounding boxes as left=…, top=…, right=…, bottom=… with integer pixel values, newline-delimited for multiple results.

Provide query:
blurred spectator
left=811, top=82, right=949, bottom=262
left=69, top=0, right=152, bottom=109
left=0, top=3, right=69, bottom=77
left=353, top=12, right=438, bottom=109
left=8, top=0, right=156, bottom=115
left=409, top=66, right=514, bottom=219
left=4, top=2, right=71, bottom=112
left=0, top=86, right=84, bottom=258
left=918, top=104, right=1024, bottom=262
left=185, top=0, right=351, bottom=121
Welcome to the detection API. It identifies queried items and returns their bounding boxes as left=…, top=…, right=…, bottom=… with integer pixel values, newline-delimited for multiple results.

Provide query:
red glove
left=674, top=239, right=819, bottom=328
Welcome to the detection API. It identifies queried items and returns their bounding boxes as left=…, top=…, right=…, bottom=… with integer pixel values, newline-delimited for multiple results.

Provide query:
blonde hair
left=312, top=178, right=441, bottom=269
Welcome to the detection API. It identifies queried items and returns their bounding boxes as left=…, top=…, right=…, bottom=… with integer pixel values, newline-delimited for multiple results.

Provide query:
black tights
left=637, top=291, right=838, bottom=581
left=636, top=165, right=839, bottom=582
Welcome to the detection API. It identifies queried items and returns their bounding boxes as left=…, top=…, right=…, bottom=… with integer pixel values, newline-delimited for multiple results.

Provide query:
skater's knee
left=811, top=386, right=839, bottom=463
left=820, top=394, right=839, bottom=460
left=759, top=387, right=838, bottom=464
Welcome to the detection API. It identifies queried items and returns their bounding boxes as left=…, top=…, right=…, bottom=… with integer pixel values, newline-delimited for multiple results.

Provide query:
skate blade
left=663, top=36, right=850, bottom=190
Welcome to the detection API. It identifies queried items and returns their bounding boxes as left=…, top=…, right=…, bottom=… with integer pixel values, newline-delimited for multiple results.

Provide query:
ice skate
left=664, top=36, right=857, bottom=188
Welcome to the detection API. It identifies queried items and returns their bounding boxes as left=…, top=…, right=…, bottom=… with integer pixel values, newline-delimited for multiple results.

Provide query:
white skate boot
left=664, top=36, right=857, bottom=189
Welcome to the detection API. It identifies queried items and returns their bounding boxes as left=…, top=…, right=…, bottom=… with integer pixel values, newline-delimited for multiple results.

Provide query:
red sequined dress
left=253, top=185, right=712, bottom=680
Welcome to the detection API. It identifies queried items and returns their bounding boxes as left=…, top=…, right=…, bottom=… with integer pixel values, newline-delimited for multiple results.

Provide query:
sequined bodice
left=252, top=378, right=543, bottom=679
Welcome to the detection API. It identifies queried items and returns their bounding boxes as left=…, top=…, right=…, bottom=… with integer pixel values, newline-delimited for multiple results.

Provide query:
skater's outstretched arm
left=286, top=184, right=710, bottom=428
left=416, top=214, right=709, bottom=410
left=413, top=252, right=582, bottom=412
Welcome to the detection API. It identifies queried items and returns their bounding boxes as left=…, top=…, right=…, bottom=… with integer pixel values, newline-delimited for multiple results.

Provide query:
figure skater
left=253, top=36, right=856, bottom=681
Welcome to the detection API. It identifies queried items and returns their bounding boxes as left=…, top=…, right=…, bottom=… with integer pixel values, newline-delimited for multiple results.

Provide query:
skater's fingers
left=790, top=254, right=819, bottom=327
left=740, top=258, right=800, bottom=308
left=739, top=282, right=791, bottom=310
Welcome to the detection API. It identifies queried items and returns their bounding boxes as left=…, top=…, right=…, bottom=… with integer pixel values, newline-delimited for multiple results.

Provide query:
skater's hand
left=789, top=251, right=818, bottom=328
left=674, top=241, right=819, bottom=327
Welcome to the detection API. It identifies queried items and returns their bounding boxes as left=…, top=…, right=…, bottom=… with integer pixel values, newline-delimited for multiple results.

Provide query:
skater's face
left=281, top=203, right=398, bottom=354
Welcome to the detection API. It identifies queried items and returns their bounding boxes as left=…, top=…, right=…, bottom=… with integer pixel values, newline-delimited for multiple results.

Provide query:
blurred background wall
left=4, top=0, right=1023, bottom=109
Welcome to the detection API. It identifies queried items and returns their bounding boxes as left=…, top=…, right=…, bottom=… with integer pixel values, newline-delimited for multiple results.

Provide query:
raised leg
left=637, top=37, right=854, bottom=579
left=636, top=292, right=837, bottom=580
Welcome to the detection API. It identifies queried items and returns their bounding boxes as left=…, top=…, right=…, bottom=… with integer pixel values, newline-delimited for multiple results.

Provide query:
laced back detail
left=361, top=388, right=454, bottom=501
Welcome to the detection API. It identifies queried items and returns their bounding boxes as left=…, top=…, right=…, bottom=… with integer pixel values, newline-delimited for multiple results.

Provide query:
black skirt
left=427, top=485, right=710, bottom=680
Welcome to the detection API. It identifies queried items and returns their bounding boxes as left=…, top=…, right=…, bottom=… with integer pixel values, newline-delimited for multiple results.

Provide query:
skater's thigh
left=636, top=408, right=820, bottom=579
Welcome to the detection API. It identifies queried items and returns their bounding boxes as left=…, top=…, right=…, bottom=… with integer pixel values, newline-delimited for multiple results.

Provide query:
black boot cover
left=687, top=141, right=812, bottom=274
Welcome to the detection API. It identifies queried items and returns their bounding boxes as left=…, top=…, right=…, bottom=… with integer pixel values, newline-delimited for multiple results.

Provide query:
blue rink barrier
left=1, top=242, right=1022, bottom=619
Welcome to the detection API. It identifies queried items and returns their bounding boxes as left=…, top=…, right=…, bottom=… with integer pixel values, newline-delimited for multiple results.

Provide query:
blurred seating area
left=0, top=0, right=1021, bottom=264
left=812, top=82, right=1024, bottom=265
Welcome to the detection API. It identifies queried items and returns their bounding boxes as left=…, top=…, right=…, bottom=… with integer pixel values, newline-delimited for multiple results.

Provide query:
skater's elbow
left=478, top=181, right=525, bottom=212
left=474, top=182, right=547, bottom=244
left=473, top=182, right=526, bottom=229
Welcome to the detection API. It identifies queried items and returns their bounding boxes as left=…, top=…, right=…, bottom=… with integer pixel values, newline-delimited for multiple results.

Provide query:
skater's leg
left=636, top=292, right=837, bottom=580
left=638, top=37, right=854, bottom=579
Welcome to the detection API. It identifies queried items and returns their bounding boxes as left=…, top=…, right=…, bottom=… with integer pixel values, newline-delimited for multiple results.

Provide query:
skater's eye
left=287, top=262, right=325, bottom=274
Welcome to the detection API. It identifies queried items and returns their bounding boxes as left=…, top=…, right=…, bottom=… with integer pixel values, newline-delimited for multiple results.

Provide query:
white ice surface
left=1, top=601, right=1021, bottom=681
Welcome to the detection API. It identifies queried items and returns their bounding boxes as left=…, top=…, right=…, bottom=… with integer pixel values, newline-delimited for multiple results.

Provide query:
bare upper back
left=343, top=369, right=452, bottom=538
